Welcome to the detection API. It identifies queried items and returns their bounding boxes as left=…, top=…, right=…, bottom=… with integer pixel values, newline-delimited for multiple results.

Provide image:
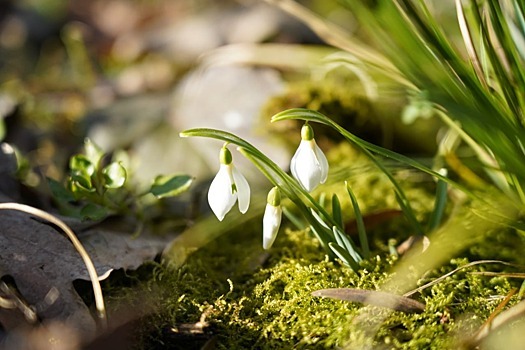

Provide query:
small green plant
left=276, top=0, right=525, bottom=211
left=180, top=109, right=449, bottom=271
left=49, top=138, right=194, bottom=225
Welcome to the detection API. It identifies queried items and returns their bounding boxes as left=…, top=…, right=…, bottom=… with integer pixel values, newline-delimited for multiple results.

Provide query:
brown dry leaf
left=0, top=209, right=174, bottom=339
left=77, top=227, right=174, bottom=279
left=312, top=288, right=425, bottom=313
left=0, top=210, right=99, bottom=337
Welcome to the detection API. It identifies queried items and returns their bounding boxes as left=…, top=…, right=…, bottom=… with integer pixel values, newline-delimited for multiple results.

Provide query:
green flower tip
left=267, top=186, right=281, bottom=207
left=220, top=145, right=233, bottom=165
left=301, top=124, right=314, bottom=141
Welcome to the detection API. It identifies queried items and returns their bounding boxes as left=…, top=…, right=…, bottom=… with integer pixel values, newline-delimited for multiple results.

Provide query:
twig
left=403, top=260, right=522, bottom=297
left=465, top=288, right=522, bottom=348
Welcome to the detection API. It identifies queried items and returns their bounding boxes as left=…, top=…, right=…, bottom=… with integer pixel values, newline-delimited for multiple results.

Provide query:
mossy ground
left=98, top=132, right=525, bottom=349
left=127, top=224, right=523, bottom=349
left=103, top=148, right=525, bottom=349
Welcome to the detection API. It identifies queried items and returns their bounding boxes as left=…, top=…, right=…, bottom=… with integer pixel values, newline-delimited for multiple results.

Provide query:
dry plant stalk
left=0, top=202, right=107, bottom=329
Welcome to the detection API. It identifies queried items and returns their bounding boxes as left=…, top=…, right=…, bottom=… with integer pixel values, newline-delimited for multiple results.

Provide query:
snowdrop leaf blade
left=328, top=242, right=359, bottom=271
left=332, top=194, right=343, bottom=229
left=310, top=208, right=331, bottom=230
left=333, top=226, right=361, bottom=263
left=271, top=108, right=332, bottom=125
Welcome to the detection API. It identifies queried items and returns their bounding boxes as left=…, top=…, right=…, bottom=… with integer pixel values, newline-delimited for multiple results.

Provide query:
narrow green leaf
left=328, top=242, right=359, bottom=271
left=427, top=175, right=448, bottom=232
left=332, top=194, right=343, bottom=229
left=0, top=120, right=5, bottom=142
left=309, top=224, right=333, bottom=256
left=102, top=162, right=127, bottom=189
left=318, top=192, right=326, bottom=208
left=150, top=174, right=194, bottom=198
left=332, top=226, right=361, bottom=263
left=455, top=0, right=486, bottom=87
left=282, top=206, right=305, bottom=230
left=345, top=182, right=369, bottom=258
left=309, top=208, right=331, bottom=231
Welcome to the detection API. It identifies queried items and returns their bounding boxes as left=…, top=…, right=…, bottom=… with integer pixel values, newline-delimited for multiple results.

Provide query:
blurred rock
left=169, top=65, right=287, bottom=183
left=86, top=94, right=170, bottom=153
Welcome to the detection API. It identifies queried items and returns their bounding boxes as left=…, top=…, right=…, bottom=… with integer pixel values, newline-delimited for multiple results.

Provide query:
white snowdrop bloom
left=263, top=187, right=282, bottom=250
left=290, top=124, right=329, bottom=192
left=208, top=145, right=250, bottom=221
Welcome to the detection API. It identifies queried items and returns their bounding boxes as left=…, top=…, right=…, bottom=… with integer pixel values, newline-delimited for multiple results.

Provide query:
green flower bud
left=220, top=145, right=233, bottom=165
left=266, top=186, right=281, bottom=207
left=301, top=124, right=314, bottom=141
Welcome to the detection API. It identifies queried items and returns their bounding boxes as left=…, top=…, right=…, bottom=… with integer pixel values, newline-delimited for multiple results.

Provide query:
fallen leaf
left=345, top=209, right=402, bottom=235
left=77, top=227, right=174, bottom=278
left=0, top=210, right=100, bottom=338
left=0, top=209, right=176, bottom=340
left=312, top=288, right=425, bottom=314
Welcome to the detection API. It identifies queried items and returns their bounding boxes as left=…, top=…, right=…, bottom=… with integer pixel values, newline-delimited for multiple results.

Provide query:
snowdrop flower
left=263, top=187, right=282, bottom=250
left=208, top=145, right=250, bottom=221
left=290, top=124, right=329, bottom=192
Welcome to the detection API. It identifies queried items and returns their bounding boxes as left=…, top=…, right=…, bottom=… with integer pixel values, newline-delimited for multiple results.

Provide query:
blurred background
left=0, top=0, right=444, bottom=204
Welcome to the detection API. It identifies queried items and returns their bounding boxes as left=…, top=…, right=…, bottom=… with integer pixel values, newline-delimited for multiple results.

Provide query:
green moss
left=120, top=145, right=525, bottom=349
left=131, top=220, right=523, bottom=349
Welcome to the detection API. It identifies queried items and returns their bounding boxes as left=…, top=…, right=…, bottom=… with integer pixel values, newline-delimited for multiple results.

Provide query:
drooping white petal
left=290, top=141, right=302, bottom=182
left=232, top=165, right=250, bottom=213
left=290, top=140, right=323, bottom=192
left=208, top=164, right=237, bottom=221
left=263, top=204, right=282, bottom=250
left=312, top=140, right=329, bottom=184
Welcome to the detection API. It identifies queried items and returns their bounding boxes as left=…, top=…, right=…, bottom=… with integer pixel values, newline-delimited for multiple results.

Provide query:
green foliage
left=150, top=174, right=193, bottom=199
left=335, top=0, right=525, bottom=206
left=102, top=162, right=127, bottom=189
left=49, top=138, right=194, bottom=222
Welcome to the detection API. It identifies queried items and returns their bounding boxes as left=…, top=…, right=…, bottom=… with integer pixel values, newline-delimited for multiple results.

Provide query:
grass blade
left=345, top=182, right=370, bottom=258
left=328, top=242, right=359, bottom=271
left=427, top=171, right=448, bottom=232
left=331, top=194, right=343, bottom=229
left=332, top=225, right=361, bottom=263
